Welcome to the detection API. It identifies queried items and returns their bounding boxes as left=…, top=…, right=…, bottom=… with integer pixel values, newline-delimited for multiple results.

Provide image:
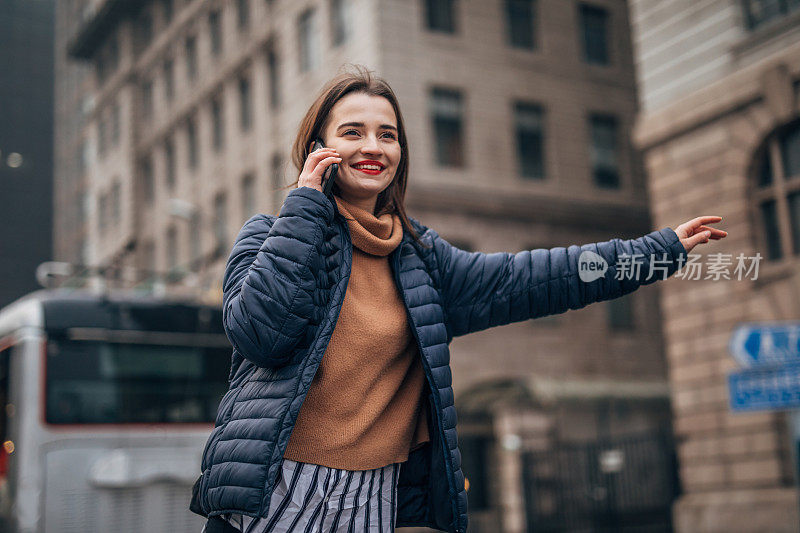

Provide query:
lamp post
left=167, top=198, right=223, bottom=304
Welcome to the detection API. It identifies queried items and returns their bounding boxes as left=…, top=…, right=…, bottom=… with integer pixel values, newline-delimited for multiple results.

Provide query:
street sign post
left=728, top=323, right=800, bottom=368
left=728, top=323, right=800, bottom=413
left=728, top=362, right=800, bottom=412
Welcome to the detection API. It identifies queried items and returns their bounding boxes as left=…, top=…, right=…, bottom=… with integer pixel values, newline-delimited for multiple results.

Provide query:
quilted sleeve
left=222, top=186, right=334, bottom=368
left=432, top=227, right=687, bottom=338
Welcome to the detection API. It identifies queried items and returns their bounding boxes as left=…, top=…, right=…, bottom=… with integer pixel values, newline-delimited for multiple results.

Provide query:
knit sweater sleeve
left=430, top=227, right=688, bottom=338
left=222, top=186, right=334, bottom=368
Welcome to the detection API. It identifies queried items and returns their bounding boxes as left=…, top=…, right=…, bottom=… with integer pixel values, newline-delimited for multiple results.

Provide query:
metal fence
left=522, top=432, right=680, bottom=533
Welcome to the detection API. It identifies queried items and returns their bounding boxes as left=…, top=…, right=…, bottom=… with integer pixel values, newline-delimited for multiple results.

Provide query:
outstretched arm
left=433, top=217, right=724, bottom=339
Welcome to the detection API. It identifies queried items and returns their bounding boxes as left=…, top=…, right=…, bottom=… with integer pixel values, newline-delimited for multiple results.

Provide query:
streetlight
left=167, top=198, right=222, bottom=302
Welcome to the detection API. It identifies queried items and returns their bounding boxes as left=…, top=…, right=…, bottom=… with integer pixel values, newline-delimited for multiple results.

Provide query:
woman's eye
left=342, top=129, right=395, bottom=139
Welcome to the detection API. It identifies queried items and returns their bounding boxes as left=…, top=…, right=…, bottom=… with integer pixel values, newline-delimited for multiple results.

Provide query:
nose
left=359, top=134, right=383, bottom=155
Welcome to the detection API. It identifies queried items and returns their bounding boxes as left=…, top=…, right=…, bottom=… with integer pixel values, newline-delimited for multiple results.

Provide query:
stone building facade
left=629, top=1, right=800, bottom=531
left=65, top=0, right=678, bottom=530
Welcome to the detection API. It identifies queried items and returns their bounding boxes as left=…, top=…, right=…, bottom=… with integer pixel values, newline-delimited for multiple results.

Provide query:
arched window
left=752, top=118, right=800, bottom=262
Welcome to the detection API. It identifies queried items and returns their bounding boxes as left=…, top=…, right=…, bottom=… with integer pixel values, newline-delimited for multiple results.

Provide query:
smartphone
left=312, top=137, right=338, bottom=198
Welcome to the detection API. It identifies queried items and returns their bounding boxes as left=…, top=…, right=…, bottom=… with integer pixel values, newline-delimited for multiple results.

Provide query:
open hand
left=674, top=216, right=728, bottom=253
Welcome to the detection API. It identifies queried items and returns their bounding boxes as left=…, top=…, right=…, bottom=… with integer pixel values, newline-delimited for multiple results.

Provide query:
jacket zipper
left=391, top=244, right=462, bottom=533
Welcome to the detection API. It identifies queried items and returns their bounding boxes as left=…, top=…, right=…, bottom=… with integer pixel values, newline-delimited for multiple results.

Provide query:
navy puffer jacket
left=196, top=186, right=688, bottom=533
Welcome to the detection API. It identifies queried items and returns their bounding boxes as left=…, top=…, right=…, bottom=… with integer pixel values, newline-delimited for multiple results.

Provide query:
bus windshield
left=45, top=339, right=230, bottom=424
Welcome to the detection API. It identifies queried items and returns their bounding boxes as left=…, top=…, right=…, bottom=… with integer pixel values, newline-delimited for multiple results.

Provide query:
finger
left=304, top=148, right=339, bottom=171
left=676, top=216, right=723, bottom=238
left=310, top=147, right=338, bottom=157
left=313, top=156, right=342, bottom=176
left=687, top=231, right=712, bottom=248
left=685, top=216, right=723, bottom=229
left=695, top=225, right=728, bottom=238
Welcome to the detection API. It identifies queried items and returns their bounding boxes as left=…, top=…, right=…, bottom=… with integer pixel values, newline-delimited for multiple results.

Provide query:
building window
left=742, top=0, right=800, bottom=30
left=189, top=211, right=202, bottom=268
left=242, top=173, right=256, bottom=218
left=107, top=36, right=119, bottom=72
left=237, top=0, right=250, bottom=30
left=425, top=0, right=456, bottom=33
left=431, top=88, right=465, bottom=167
left=212, top=96, right=225, bottom=151
left=141, top=79, right=153, bottom=119
left=136, top=11, right=154, bottom=53
left=95, top=55, right=107, bottom=84
left=111, top=103, right=120, bottom=147
left=165, top=138, right=176, bottom=190
left=163, top=58, right=174, bottom=102
left=166, top=225, right=179, bottom=277
left=589, top=114, right=620, bottom=188
left=139, top=240, right=156, bottom=283
left=78, top=140, right=88, bottom=174
left=268, top=47, right=280, bottom=109
left=97, top=114, right=107, bottom=158
left=213, top=193, right=228, bottom=256
left=514, top=102, right=545, bottom=179
left=141, top=156, right=154, bottom=201
left=187, top=117, right=198, bottom=170
left=110, top=180, right=121, bottom=226
left=753, top=119, right=800, bottom=261
left=608, top=293, right=634, bottom=329
left=331, top=0, right=352, bottom=46
left=209, top=10, right=222, bottom=56
left=185, top=35, right=198, bottom=80
left=272, top=153, right=286, bottom=213
left=298, top=9, right=319, bottom=72
left=579, top=3, right=610, bottom=65
left=76, top=189, right=86, bottom=227
left=506, top=0, right=536, bottom=49
left=95, top=36, right=119, bottom=85
left=98, top=190, right=109, bottom=235
left=161, top=0, right=173, bottom=24
left=239, top=75, right=252, bottom=132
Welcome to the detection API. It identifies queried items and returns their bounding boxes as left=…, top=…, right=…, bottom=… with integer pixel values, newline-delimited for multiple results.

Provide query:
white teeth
left=353, top=164, right=382, bottom=170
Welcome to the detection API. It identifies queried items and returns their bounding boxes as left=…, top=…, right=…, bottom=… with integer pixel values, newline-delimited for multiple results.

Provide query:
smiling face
left=321, top=92, right=401, bottom=214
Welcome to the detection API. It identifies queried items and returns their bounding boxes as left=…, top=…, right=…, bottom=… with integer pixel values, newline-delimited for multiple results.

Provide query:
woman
left=194, top=66, right=726, bottom=533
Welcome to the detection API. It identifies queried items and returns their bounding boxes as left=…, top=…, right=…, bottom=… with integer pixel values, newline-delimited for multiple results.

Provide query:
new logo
left=578, top=251, right=608, bottom=282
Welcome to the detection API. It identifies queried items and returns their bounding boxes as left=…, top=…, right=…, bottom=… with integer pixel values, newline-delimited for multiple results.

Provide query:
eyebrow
left=336, top=121, right=398, bottom=132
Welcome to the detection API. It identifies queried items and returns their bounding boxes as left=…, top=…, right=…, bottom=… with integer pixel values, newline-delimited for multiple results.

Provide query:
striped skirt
left=202, top=457, right=401, bottom=533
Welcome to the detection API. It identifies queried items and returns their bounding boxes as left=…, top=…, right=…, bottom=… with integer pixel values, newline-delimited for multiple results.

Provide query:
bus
left=0, top=289, right=230, bottom=533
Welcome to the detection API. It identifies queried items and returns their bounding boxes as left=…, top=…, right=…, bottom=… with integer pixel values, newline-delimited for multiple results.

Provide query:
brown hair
left=280, top=64, right=428, bottom=248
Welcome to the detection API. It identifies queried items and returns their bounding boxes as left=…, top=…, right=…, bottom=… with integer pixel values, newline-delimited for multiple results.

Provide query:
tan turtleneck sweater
left=283, top=195, right=430, bottom=470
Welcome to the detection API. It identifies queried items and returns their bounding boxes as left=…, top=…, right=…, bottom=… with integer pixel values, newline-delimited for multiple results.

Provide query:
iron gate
left=522, top=432, right=679, bottom=533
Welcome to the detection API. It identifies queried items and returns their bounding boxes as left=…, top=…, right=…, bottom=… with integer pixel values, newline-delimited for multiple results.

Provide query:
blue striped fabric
left=203, top=458, right=400, bottom=533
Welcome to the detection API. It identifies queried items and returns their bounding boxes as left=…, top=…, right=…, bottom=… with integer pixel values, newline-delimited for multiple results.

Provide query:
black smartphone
left=312, top=137, right=338, bottom=198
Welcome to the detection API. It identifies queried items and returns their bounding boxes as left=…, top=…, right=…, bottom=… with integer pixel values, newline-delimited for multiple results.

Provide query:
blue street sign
left=728, top=362, right=800, bottom=412
left=728, top=323, right=800, bottom=368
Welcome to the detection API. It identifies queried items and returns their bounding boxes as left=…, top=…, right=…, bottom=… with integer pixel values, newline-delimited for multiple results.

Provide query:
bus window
left=45, top=340, right=229, bottom=424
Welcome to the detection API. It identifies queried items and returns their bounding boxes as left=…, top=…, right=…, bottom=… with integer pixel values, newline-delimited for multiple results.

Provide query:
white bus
left=0, top=289, right=230, bottom=533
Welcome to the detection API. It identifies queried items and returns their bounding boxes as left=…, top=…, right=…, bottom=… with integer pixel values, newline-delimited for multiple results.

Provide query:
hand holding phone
left=297, top=138, right=339, bottom=198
